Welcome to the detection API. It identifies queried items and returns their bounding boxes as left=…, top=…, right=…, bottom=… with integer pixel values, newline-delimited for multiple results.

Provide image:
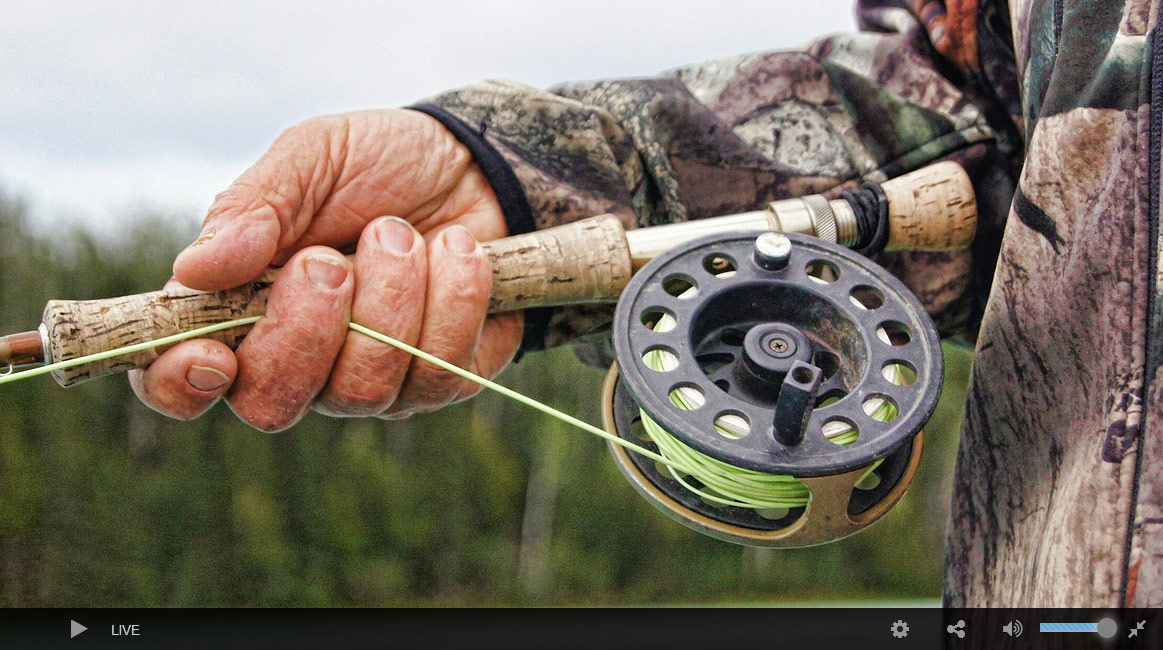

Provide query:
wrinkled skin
left=130, top=0, right=1163, bottom=608
left=129, top=110, right=522, bottom=431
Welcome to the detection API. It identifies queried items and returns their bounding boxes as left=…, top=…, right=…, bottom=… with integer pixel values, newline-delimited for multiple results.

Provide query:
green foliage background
left=0, top=194, right=972, bottom=606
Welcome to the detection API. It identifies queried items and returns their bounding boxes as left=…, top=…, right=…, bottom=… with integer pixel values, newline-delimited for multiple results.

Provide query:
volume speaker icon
left=1003, top=620, right=1024, bottom=637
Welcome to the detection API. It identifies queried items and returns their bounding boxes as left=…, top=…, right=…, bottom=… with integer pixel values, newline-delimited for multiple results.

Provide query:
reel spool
left=602, top=231, right=942, bottom=547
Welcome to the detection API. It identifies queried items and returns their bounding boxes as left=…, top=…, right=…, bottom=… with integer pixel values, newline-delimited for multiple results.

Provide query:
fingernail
left=173, top=227, right=217, bottom=266
left=304, top=253, right=348, bottom=289
left=444, top=226, right=477, bottom=254
left=187, top=365, right=229, bottom=392
left=374, top=218, right=415, bottom=254
left=190, top=227, right=218, bottom=247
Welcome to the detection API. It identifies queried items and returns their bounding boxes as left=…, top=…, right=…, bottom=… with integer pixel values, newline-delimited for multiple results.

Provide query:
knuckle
left=412, top=111, right=470, bottom=171
left=206, top=184, right=256, bottom=222
left=286, top=114, right=350, bottom=171
left=226, top=377, right=303, bottom=433
left=295, top=113, right=348, bottom=135
left=206, top=181, right=289, bottom=238
left=448, top=264, right=491, bottom=303
left=375, top=281, right=421, bottom=309
left=253, top=422, right=286, bottom=434
left=467, top=250, right=493, bottom=281
left=377, top=409, right=414, bottom=421
left=457, top=382, right=484, bottom=401
left=401, top=361, right=463, bottom=410
left=315, top=396, right=372, bottom=417
left=318, top=344, right=410, bottom=416
left=493, top=313, right=525, bottom=346
left=321, top=376, right=396, bottom=416
left=240, top=409, right=293, bottom=434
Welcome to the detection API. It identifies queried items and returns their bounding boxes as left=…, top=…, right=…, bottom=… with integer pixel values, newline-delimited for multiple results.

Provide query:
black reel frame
left=603, top=231, right=943, bottom=547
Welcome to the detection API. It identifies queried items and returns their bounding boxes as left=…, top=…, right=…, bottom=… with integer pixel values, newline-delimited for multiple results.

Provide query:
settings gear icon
left=891, top=620, right=910, bottom=638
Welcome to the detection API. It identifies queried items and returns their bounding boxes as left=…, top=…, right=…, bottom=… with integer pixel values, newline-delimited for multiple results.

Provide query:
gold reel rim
left=601, top=363, right=924, bottom=548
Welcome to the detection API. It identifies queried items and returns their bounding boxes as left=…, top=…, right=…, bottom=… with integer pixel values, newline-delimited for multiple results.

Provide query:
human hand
left=129, top=110, right=523, bottom=431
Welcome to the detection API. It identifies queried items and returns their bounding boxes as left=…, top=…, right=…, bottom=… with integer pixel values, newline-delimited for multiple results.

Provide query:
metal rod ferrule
left=624, top=195, right=859, bottom=270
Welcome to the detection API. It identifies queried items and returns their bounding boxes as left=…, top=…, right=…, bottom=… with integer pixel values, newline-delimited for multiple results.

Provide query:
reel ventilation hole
left=603, top=232, right=943, bottom=547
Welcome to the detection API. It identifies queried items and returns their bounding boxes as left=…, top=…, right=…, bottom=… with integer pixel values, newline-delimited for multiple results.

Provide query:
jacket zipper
left=1123, top=24, right=1163, bottom=605
left=1053, top=0, right=1064, bottom=52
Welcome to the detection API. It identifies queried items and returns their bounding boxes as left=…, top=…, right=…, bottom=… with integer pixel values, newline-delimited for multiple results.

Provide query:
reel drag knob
left=602, top=231, right=943, bottom=547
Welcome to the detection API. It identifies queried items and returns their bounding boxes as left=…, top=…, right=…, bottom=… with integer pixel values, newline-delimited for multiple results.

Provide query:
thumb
left=173, top=117, right=346, bottom=290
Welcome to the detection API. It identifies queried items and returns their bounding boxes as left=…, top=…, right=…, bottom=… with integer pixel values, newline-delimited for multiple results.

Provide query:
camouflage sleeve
left=416, top=1, right=1018, bottom=361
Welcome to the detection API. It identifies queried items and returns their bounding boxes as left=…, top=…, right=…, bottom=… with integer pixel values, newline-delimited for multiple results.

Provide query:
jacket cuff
left=406, top=103, right=551, bottom=357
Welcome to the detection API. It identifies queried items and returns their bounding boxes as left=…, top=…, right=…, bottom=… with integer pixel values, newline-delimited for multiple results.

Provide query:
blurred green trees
left=0, top=193, right=971, bottom=607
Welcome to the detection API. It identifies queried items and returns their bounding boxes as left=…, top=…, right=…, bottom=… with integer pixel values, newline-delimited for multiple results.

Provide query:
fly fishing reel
left=0, top=161, right=973, bottom=548
left=602, top=231, right=943, bottom=547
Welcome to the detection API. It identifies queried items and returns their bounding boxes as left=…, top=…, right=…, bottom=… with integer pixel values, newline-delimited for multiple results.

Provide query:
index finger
left=172, top=116, right=350, bottom=291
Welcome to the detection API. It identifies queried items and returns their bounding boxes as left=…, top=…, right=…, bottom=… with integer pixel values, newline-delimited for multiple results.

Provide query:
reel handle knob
left=772, top=361, right=822, bottom=447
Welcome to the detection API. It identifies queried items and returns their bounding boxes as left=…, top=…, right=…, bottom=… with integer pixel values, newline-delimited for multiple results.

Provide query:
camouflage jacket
left=417, top=0, right=1160, bottom=607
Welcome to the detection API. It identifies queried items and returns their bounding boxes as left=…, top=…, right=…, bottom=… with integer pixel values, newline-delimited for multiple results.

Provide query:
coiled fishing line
left=0, top=313, right=897, bottom=519
left=637, top=279, right=895, bottom=515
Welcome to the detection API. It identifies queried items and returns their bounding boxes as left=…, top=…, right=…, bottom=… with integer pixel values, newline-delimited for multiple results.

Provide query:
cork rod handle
left=39, top=161, right=978, bottom=387
left=882, top=161, right=976, bottom=251
left=43, top=214, right=633, bottom=386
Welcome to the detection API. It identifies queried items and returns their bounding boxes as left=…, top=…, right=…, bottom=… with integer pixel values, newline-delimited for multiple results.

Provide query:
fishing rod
left=0, top=161, right=975, bottom=548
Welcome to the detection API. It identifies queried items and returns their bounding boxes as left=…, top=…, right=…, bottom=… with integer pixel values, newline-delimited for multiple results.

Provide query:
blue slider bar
left=1040, top=623, right=1097, bottom=633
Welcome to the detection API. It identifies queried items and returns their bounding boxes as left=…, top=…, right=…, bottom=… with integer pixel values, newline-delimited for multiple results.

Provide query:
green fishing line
left=1, top=314, right=896, bottom=513
left=0, top=316, right=698, bottom=476
left=0, top=317, right=262, bottom=386
left=638, top=301, right=892, bottom=512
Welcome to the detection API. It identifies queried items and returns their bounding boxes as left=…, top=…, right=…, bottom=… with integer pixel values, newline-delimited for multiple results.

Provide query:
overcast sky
left=1, top=1, right=855, bottom=236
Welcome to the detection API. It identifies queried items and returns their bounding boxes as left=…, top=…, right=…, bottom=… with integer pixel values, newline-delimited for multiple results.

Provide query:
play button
left=70, top=620, right=87, bottom=638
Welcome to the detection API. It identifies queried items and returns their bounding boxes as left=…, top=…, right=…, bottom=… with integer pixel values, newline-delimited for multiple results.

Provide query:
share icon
left=946, top=619, right=966, bottom=639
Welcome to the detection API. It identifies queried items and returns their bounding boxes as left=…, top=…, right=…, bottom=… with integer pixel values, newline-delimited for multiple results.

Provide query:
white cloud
left=0, top=0, right=855, bottom=235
